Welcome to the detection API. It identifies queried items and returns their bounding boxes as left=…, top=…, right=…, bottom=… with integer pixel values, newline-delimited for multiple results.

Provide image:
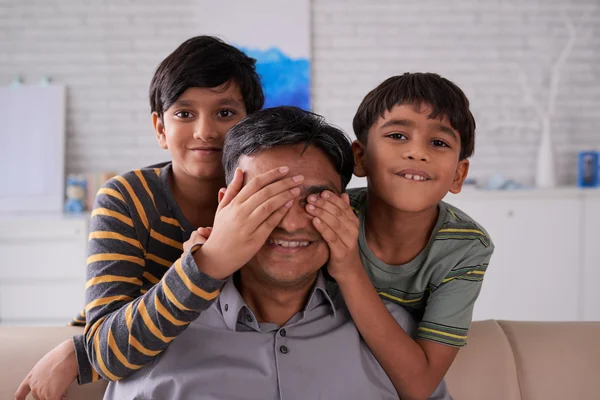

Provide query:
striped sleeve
left=82, top=177, right=224, bottom=383
left=417, top=241, right=494, bottom=347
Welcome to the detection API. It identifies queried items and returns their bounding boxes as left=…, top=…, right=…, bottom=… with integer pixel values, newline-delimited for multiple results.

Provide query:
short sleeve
left=417, top=242, right=494, bottom=347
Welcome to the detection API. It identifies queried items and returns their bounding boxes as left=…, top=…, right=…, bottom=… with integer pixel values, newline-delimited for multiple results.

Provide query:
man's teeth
left=402, top=174, right=427, bottom=181
left=268, top=239, right=310, bottom=248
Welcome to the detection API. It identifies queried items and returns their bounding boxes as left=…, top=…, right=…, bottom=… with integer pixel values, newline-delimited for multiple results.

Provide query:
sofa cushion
left=499, top=321, right=600, bottom=400
left=446, top=320, right=521, bottom=400
left=0, top=326, right=107, bottom=400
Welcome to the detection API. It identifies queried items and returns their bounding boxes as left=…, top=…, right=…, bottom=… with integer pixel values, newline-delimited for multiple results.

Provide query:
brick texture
left=1, top=0, right=598, bottom=186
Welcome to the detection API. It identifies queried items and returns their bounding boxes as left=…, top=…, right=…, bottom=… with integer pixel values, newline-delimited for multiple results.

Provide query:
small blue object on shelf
left=578, top=151, right=599, bottom=188
left=64, top=174, right=87, bottom=214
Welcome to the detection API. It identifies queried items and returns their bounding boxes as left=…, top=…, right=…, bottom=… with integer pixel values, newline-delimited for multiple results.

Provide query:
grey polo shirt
left=103, top=272, right=451, bottom=400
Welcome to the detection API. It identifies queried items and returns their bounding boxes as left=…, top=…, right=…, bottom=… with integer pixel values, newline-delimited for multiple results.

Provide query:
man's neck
left=237, top=269, right=318, bottom=327
left=170, top=164, right=224, bottom=228
left=364, top=193, right=439, bottom=266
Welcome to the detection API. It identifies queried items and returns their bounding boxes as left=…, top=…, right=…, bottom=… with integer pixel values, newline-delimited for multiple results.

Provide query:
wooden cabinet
left=0, top=214, right=88, bottom=325
left=446, top=189, right=598, bottom=322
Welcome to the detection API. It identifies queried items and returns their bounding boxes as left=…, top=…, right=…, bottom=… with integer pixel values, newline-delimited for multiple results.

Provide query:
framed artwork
left=195, top=0, right=311, bottom=110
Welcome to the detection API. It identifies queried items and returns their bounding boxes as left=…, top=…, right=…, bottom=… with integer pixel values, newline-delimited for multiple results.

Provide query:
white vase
left=535, top=119, right=557, bottom=188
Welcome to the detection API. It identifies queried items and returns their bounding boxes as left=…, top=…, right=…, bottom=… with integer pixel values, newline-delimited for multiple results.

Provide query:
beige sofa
left=1, top=320, right=599, bottom=400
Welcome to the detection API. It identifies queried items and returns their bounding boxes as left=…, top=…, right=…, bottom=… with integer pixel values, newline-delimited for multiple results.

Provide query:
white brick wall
left=1, top=0, right=599, bottom=186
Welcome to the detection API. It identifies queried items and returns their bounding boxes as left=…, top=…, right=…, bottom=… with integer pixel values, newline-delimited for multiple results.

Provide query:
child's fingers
left=243, top=174, right=304, bottom=214
left=255, top=199, right=293, bottom=237
left=312, top=217, right=343, bottom=255
left=183, top=230, right=209, bottom=253
left=306, top=205, right=355, bottom=249
left=308, top=191, right=358, bottom=224
left=217, top=168, right=243, bottom=213
left=235, top=166, right=295, bottom=204
left=197, top=227, right=212, bottom=238
left=14, top=380, right=30, bottom=400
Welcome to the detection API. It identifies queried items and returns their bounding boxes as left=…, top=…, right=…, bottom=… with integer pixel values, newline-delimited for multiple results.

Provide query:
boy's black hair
left=352, top=73, right=476, bottom=160
left=223, top=106, right=354, bottom=191
left=149, top=36, right=264, bottom=118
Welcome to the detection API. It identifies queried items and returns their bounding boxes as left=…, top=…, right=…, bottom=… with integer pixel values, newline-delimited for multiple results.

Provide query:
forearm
left=336, top=268, right=440, bottom=400
left=84, top=251, right=224, bottom=381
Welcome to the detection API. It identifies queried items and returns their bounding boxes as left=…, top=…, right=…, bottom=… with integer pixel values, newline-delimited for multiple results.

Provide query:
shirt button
left=246, top=314, right=252, bottom=322
left=279, top=329, right=287, bottom=337
left=224, top=304, right=229, bottom=312
left=280, top=345, right=289, bottom=354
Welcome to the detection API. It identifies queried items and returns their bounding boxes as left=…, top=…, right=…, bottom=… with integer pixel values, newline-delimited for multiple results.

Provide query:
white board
left=0, top=85, right=66, bottom=214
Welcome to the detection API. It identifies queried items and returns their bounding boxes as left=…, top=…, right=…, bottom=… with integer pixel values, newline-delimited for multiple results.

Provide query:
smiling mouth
left=267, top=238, right=312, bottom=248
left=399, top=173, right=430, bottom=182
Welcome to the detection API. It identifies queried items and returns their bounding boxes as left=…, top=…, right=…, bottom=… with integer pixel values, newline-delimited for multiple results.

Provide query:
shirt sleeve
left=82, top=178, right=225, bottom=382
left=417, top=241, right=494, bottom=347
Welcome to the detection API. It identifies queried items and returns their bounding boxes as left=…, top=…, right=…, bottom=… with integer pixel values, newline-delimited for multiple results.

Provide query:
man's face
left=153, top=81, right=247, bottom=182
left=354, top=103, right=469, bottom=213
left=237, top=144, right=342, bottom=287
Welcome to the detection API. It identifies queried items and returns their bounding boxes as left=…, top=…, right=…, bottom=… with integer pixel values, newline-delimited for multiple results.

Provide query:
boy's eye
left=217, top=109, right=236, bottom=118
left=387, top=133, right=407, bottom=140
left=174, top=111, right=193, bottom=119
left=431, top=139, right=449, bottom=148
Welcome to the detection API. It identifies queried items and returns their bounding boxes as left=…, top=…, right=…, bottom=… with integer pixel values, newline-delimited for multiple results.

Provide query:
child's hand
left=195, top=166, right=303, bottom=280
left=305, top=191, right=362, bottom=281
left=15, top=338, right=78, bottom=400
left=183, top=227, right=212, bottom=253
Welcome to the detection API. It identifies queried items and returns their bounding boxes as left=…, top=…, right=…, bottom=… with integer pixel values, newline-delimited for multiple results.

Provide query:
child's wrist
left=192, top=243, right=229, bottom=281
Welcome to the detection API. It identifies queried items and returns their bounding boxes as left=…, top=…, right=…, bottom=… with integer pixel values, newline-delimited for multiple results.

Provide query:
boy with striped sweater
left=15, top=35, right=278, bottom=399
left=304, top=73, right=494, bottom=399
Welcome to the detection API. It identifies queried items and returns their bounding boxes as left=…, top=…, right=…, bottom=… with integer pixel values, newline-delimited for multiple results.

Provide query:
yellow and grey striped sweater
left=70, top=162, right=224, bottom=384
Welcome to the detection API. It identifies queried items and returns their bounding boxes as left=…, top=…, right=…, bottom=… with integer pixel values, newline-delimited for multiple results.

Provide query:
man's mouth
left=267, top=238, right=312, bottom=248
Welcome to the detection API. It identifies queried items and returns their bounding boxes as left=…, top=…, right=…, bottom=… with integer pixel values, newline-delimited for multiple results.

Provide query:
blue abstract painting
left=240, top=47, right=311, bottom=111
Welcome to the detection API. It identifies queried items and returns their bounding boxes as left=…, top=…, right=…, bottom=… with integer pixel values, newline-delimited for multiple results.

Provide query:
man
left=104, top=106, right=450, bottom=400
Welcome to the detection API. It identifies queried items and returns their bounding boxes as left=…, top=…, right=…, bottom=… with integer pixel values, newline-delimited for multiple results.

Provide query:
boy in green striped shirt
left=304, top=73, right=494, bottom=399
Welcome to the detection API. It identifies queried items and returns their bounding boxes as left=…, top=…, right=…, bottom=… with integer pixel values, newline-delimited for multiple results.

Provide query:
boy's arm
left=85, top=166, right=302, bottom=381
left=307, top=191, right=491, bottom=400
left=336, top=266, right=458, bottom=400
left=82, top=180, right=224, bottom=381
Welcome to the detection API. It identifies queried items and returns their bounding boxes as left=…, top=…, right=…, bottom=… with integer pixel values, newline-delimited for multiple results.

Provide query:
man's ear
left=152, top=112, right=168, bottom=149
left=352, top=140, right=367, bottom=177
left=449, top=159, right=470, bottom=194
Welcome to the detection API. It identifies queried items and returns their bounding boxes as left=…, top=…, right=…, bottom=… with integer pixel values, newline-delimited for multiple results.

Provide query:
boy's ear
left=152, top=112, right=168, bottom=150
left=352, top=140, right=367, bottom=177
left=449, top=159, right=470, bottom=194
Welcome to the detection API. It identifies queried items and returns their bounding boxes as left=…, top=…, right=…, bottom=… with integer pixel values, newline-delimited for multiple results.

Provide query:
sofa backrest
left=2, top=321, right=599, bottom=400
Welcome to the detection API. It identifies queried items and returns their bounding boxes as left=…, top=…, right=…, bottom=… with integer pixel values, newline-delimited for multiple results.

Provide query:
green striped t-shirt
left=349, top=188, right=494, bottom=347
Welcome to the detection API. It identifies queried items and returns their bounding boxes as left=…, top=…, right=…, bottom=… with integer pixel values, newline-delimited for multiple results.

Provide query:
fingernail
left=291, top=188, right=301, bottom=195
left=308, top=194, right=317, bottom=202
left=293, top=175, right=304, bottom=182
left=307, top=204, right=315, bottom=211
left=279, top=166, right=289, bottom=174
left=314, top=217, right=321, bottom=224
left=322, top=191, right=330, bottom=199
left=285, top=200, right=293, bottom=207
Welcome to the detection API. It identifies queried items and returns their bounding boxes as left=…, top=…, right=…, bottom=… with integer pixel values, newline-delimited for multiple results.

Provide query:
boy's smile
left=354, top=103, right=469, bottom=213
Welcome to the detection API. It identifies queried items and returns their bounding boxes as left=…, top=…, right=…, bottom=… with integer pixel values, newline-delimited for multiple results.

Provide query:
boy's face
left=153, top=81, right=246, bottom=181
left=353, top=104, right=469, bottom=213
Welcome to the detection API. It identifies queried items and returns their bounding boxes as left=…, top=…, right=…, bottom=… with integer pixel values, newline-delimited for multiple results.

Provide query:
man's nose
left=193, top=115, right=218, bottom=141
left=277, top=200, right=312, bottom=233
